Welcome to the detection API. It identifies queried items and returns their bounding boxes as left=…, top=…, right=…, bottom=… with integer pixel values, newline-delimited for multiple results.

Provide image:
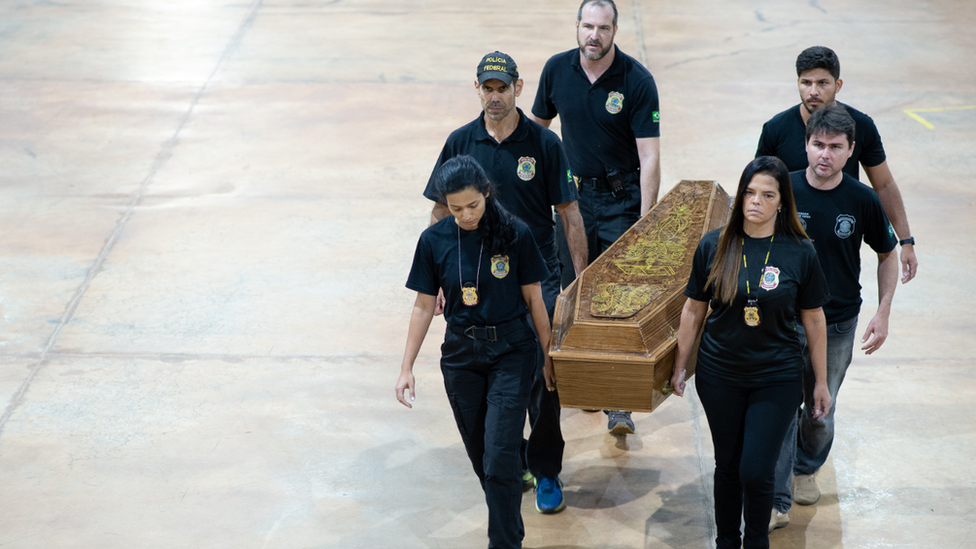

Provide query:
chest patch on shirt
left=517, top=157, right=536, bottom=181
left=491, top=255, right=510, bottom=278
left=760, top=266, right=780, bottom=291
left=606, top=91, right=624, bottom=114
left=834, top=214, right=856, bottom=239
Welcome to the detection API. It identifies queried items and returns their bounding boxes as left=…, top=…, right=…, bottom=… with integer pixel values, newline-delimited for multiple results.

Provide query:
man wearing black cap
left=532, top=0, right=661, bottom=437
left=424, top=51, right=588, bottom=516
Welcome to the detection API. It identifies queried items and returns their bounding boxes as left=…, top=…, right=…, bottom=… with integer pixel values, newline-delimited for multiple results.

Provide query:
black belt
left=448, top=318, right=525, bottom=342
left=575, top=171, right=639, bottom=197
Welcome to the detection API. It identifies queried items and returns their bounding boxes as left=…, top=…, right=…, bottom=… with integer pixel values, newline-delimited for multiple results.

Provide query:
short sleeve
left=423, top=141, right=455, bottom=203
left=796, top=243, right=831, bottom=310
left=856, top=113, right=887, bottom=169
left=629, top=73, right=660, bottom=139
left=515, top=225, right=550, bottom=285
left=544, top=137, right=579, bottom=206
left=405, top=234, right=439, bottom=296
left=684, top=237, right=714, bottom=302
left=863, top=200, right=898, bottom=254
left=756, top=122, right=775, bottom=158
left=531, top=60, right=558, bottom=121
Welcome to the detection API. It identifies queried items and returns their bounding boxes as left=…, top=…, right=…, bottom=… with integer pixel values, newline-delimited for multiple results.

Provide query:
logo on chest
left=760, top=266, right=781, bottom=291
left=606, top=91, right=624, bottom=114
left=491, top=255, right=510, bottom=278
left=517, top=157, right=536, bottom=181
left=834, top=214, right=856, bottom=239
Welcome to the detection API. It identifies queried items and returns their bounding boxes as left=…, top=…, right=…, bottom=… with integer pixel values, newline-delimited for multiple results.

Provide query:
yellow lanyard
left=742, top=234, right=774, bottom=298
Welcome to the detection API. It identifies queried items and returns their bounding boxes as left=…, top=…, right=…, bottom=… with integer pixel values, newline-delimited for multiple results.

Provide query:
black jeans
left=696, top=368, right=802, bottom=549
left=441, top=321, right=536, bottom=549
left=521, top=248, right=565, bottom=479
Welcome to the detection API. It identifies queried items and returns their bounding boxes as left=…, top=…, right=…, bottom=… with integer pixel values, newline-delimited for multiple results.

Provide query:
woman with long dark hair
left=669, top=156, right=832, bottom=549
left=395, top=155, right=553, bottom=549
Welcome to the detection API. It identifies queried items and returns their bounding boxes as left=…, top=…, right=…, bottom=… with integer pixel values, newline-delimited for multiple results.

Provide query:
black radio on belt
left=605, top=166, right=627, bottom=199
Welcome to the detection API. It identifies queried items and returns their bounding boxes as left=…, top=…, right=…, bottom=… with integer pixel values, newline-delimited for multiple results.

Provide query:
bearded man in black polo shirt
left=756, top=46, right=917, bottom=285
left=532, top=0, right=661, bottom=437
left=424, top=52, right=588, bottom=515
left=768, top=102, right=899, bottom=532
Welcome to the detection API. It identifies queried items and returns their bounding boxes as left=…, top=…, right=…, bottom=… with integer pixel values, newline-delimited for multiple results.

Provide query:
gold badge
left=743, top=299, right=761, bottom=327
left=517, top=157, right=536, bottom=181
left=491, top=255, right=510, bottom=278
left=461, top=283, right=479, bottom=306
left=606, top=91, right=624, bottom=114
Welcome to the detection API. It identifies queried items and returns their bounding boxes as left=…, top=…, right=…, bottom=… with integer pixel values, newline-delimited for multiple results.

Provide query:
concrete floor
left=1, top=0, right=974, bottom=547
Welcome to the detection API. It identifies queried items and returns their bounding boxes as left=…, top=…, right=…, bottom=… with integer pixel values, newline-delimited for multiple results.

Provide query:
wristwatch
left=899, top=237, right=915, bottom=246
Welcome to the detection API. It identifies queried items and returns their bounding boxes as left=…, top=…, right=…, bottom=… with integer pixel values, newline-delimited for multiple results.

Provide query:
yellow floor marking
left=903, top=105, right=976, bottom=129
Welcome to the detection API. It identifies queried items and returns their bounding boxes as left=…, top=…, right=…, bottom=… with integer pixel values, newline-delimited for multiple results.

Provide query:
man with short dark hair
left=756, top=45, right=918, bottom=285
left=768, top=102, right=898, bottom=532
left=425, top=51, right=588, bottom=516
left=532, top=0, right=661, bottom=437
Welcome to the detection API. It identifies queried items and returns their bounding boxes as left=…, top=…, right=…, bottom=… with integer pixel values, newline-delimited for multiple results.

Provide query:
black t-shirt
left=532, top=46, right=660, bottom=178
left=685, top=228, right=830, bottom=381
left=406, top=215, right=550, bottom=327
left=790, top=170, right=898, bottom=324
left=756, top=103, right=886, bottom=180
left=424, top=108, right=577, bottom=250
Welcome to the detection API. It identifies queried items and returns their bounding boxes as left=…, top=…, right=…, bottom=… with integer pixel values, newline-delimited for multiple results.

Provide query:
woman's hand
left=395, top=370, right=416, bottom=409
left=811, top=382, right=831, bottom=419
left=670, top=368, right=687, bottom=397
left=542, top=354, right=556, bottom=392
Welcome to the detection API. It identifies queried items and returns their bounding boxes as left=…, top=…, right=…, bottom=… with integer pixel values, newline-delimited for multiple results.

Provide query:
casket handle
left=661, top=380, right=675, bottom=395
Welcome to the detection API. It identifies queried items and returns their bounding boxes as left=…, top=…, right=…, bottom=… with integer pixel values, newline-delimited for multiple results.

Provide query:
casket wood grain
left=550, top=180, right=731, bottom=412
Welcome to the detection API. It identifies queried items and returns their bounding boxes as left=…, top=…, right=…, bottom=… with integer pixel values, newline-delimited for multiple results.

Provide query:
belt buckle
left=463, top=326, right=497, bottom=341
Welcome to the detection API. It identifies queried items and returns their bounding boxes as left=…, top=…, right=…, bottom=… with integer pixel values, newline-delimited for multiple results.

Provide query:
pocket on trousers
left=832, top=317, right=858, bottom=336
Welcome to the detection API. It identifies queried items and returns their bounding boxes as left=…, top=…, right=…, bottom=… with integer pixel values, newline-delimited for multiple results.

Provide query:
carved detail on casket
left=550, top=180, right=732, bottom=413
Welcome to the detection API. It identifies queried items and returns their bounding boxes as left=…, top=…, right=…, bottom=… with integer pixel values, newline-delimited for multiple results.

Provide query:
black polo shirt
left=424, top=108, right=577, bottom=250
left=685, top=228, right=830, bottom=382
left=790, top=170, right=897, bottom=324
left=406, top=216, right=550, bottom=327
left=532, top=45, right=660, bottom=178
left=756, top=102, right=887, bottom=180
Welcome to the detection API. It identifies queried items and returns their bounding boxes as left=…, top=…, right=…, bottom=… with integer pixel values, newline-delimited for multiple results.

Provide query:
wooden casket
left=549, top=180, right=731, bottom=413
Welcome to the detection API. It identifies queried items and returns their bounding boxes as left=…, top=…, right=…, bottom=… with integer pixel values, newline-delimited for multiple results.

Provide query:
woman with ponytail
left=669, top=156, right=832, bottom=549
left=395, top=155, right=552, bottom=549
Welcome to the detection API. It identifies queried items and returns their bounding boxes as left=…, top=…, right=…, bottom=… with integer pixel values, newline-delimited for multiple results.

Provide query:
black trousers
left=441, top=321, right=536, bottom=549
left=520, top=248, right=565, bottom=479
left=696, top=368, right=802, bottom=549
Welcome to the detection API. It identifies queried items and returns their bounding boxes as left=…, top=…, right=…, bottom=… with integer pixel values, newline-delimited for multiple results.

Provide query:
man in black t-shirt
left=769, top=103, right=898, bottom=531
left=425, top=51, right=588, bottom=516
left=756, top=46, right=917, bottom=286
left=532, top=0, right=661, bottom=437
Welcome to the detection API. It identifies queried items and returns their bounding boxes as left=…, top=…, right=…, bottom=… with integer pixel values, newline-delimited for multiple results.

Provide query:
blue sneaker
left=522, top=469, right=536, bottom=491
left=535, top=477, right=565, bottom=514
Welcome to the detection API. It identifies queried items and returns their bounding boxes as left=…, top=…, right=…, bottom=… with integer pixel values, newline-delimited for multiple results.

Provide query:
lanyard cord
left=458, top=223, right=484, bottom=291
left=742, top=234, right=774, bottom=298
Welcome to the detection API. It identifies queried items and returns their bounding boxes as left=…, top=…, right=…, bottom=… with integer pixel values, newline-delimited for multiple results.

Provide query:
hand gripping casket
left=549, top=180, right=731, bottom=413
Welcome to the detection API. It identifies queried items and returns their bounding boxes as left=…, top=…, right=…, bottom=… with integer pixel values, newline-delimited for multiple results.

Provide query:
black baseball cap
left=477, top=51, right=519, bottom=85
